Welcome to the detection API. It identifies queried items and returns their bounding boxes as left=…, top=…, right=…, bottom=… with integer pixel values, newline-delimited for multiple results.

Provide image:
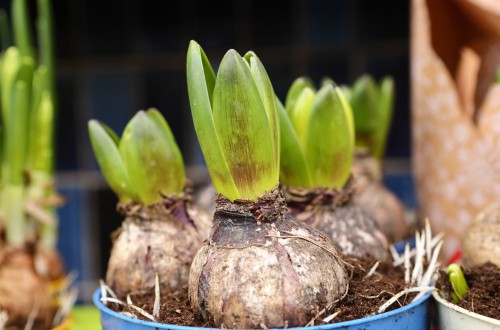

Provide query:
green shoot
left=279, top=78, right=354, bottom=189
left=89, top=109, right=185, bottom=206
left=446, top=263, right=469, bottom=304
left=346, top=74, right=395, bottom=160
left=187, top=40, right=279, bottom=201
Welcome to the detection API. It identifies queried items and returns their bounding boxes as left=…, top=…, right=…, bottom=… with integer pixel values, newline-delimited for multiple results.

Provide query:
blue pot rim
left=93, top=288, right=432, bottom=329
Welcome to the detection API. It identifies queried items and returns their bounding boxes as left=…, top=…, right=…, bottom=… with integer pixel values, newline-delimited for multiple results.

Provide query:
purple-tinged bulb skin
left=285, top=185, right=390, bottom=261
left=189, top=188, right=348, bottom=329
left=351, top=151, right=412, bottom=242
left=106, top=195, right=211, bottom=298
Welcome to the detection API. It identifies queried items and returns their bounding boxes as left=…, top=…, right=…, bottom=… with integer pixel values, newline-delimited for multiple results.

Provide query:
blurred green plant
left=279, top=77, right=354, bottom=189
left=340, top=75, right=394, bottom=160
left=446, top=263, right=469, bottom=304
left=0, top=0, right=57, bottom=248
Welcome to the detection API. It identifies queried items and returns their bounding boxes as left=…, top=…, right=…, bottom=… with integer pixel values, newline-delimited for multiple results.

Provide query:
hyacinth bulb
left=89, top=110, right=211, bottom=297
left=187, top=41, right=349, bottom=329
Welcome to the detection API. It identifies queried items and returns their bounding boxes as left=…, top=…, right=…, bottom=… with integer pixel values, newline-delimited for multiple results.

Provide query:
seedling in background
left=446, top=263, right=469, bottom=304
left=279, top=77, right=354, bottom=189
left=341, top=75, right=394, bottom=160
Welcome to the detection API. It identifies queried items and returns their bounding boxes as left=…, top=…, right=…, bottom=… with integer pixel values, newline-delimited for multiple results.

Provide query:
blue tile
left=384, top=173, right=417, bottom=210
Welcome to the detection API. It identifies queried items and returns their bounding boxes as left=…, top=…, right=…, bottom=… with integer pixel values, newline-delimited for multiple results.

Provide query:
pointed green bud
left=350, top=75, right=379, bottom=134
left=374, top=76, right=394, bottom=159
left=446, top=264, right=469, bottom=304
left=88, top=120, right=134, bottom=203
left=119, top=109, right=185, bottom=205
left=280, top=78, right=354, bottom=189
left=305, top=84, right=353, bottom=189
left=212, top=49, right=276, bottom=201
left=186, top=40, right=239, bottom=201
left=288, top=87, right=316, bottom=147
left=277, top=97, right=312, bottom=187
left=285, top=77, right=314, bottom=113
left=187, top=41, right=279, bottom=201
left=348, top=74, right=395, bottom=159
left=244, top=51, right=280, bottom=183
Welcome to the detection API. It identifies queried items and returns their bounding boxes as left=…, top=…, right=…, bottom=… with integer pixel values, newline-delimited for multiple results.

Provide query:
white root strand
left=100, top=297, right=127, bottom=306
left=425, top=219, right=432, bottom=261
left=419, top=240, right=443, bottom=288
left=365, top=261, right=380, bottom=279
left=100, top=280, right=108, bottom=306
left=128, top=305, right=156, bottom=322
left=153, top=273, right=160, bottom=318
left=323, top=311, right=340, bottom=323
left=404, top=243, right=410, bottom=284
left=393, top=232, right=444, bottom=266
left=378, top=286, right=434, bottom=314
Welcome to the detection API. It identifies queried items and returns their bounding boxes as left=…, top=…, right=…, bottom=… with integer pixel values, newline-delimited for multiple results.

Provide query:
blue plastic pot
left=393, top=236, right=416, bottom=254
left=93, top=289, right=431, bottom=330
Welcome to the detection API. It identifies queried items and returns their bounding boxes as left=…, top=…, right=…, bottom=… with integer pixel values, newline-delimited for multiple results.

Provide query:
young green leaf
left=374, top=77, right=394, bottom=159
left=29, top=91, right=54, bottom=173
left=305, top=84, right=353, bottom=189
left=186, top=40, right=239, bottom=201
left=350, top=75, right=379, bottom=136
left=244, top=52, right=280, bottom=183
left=88, top=120, right=134, bottom=203
left=144, top=108, right=185, bottom=192
left=277, top=97, right=312, bottom=187
left=212, top=49, right=276, bottom=201
left=1, top=47, right=21, bottom=124
left=288, top=86, right=315, bottom=146
left=119, top=110, right=185, bottom=205
left=285, top=77, right=314, bottom=113
left=446, top=264, right=469, bottom=304
left=335, top=86, right=355, bottom=150
left=12, top=0, right=34, bottom=59
left=6, top=80, right=29, bottom=185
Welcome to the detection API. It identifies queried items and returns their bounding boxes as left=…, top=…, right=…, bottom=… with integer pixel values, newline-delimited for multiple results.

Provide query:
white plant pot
left=432, top=291, right=500, bottom=330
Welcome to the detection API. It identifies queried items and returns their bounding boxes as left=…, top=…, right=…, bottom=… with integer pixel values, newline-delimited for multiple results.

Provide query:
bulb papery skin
left=0, top=248, right=52, bottom=329
left=351, top=151, right=412, bottom=242
left=189, top=187, right=348, bottom=329
left=285, top=184, right=389, bottom=261
left=462, top=202, right=500, bottom=268
left=106, top=193, right=211, bottom=298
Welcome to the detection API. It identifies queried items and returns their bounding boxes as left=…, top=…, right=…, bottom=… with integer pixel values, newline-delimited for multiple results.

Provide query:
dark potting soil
left=436, top=262, right=500, bottom=320
left=109, top=255, right=420, bottom=327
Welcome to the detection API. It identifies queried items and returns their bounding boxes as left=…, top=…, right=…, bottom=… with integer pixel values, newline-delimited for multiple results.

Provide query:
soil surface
left=108, top=255, right=421, bottom=327
left=436, top=262, right=500, bottom=320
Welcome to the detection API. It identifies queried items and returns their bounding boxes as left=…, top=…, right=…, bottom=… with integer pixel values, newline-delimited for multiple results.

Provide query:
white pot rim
left=432, top=290, right=500, bottom=325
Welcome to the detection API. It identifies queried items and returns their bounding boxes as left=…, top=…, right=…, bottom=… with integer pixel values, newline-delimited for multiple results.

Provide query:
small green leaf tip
left=187, top=41, right=279, bottom=201
left=89, top=109, right=185, bottom=205
left=348, top=74, right=395, bottom=160
left=279, top=77, right=354, bottom=189
left=446, top=264, right=469, bottom=304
